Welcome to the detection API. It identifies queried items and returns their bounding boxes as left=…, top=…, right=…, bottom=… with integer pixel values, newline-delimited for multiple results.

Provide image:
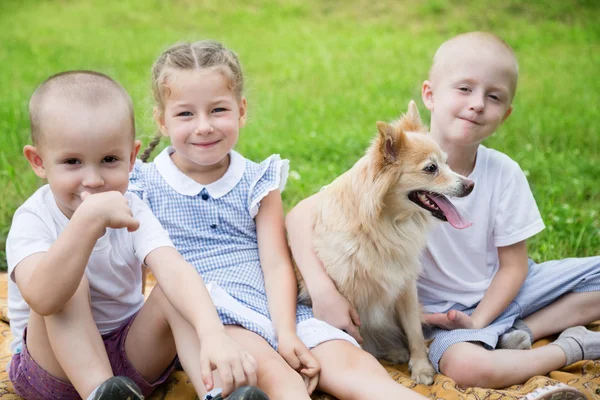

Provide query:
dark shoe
left=92, top=376, right=144, bottom=400
left=205, top=386, right=269, bottom=400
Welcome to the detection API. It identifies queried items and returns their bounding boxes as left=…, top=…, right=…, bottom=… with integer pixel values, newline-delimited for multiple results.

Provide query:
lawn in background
left=0, top=0, right=598, bottom=270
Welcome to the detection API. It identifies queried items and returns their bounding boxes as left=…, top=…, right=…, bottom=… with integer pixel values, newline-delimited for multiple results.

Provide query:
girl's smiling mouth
left=192, top=140, right=220, bottom=148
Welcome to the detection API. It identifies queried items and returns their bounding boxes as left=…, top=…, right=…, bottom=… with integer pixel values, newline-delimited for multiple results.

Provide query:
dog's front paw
left=409, top=357, right=436, bottom=386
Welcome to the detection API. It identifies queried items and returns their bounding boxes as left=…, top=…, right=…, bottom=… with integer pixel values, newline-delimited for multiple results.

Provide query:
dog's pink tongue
left=428, top=193, right=472, bottom=229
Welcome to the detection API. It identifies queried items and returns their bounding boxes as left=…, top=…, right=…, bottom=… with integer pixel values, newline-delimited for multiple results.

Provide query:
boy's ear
left=238, top=97, right=248, bottom=128
left=421, top=80, right=434, bottom=111
left=23, top=145, right=47, bottom=179
left=501, top=106, right=513, bottom=123
left=153, top=107, right=168, bottom=136
left=129, top=140, right=142, bottom=172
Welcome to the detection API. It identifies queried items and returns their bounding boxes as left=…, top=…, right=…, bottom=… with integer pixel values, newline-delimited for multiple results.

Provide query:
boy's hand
left=423, top=310, right=484, bottom=330
left=277, top=332, right=320, bottom=395
left=312, top=291, right=363, bottom=343
left=78, top=191, right=139, bottom=232
left=199, top=332, right=258, bottom=397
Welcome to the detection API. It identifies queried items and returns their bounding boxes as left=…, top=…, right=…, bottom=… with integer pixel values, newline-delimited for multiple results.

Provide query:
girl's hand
left=277, top=332, right=320, bottom=395
left=199, top=332, right=258, bottom=397
left=312, top=290, right=363, bottom=343
left=423, top=310, right=483, bottom=330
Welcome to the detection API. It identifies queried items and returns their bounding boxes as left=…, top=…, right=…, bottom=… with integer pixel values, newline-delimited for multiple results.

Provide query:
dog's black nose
left=463, top=179, right=475, bottom=195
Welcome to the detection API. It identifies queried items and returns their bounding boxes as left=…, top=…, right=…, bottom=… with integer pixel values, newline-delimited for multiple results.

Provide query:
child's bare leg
left=124, top=285, right=207, bottom=396
left=311, top=340, right=427, bottom=400
left=26, top=275, right=113, bottom=398
left=127, top=285, right=265, bottom=398
left=439, top=342, right=566, bottom=388
left=524, top=291, right=600, bottom=340
left=500, top=257, right=600, bottom=349
left=501, top=291, right=600, bottom=350
left=225, top=325, right=311, bottom=400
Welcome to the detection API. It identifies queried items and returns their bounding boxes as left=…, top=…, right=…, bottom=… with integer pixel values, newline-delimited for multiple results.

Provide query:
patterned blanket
left=0, top=274, right=598, bottom=399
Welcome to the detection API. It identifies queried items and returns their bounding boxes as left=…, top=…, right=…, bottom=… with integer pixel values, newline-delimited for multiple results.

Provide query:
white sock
left=497, top=319, right=534, bottom=350
left=497, top=329, right=532, bottom=350
left=552, top=326, right=600, bottom=366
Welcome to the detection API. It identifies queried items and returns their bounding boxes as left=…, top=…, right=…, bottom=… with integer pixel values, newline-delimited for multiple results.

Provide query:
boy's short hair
left=429, top=32, right=519, bottom=101
left=29, top=71, right=135, bottom=145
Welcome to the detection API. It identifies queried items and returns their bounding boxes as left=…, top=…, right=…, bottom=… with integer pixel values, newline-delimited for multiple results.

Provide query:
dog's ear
left=406, top=100, right=420, bottom=122
left=377, top=121, right=405, bottom=163
left=401, top=100, right=428, bottom=134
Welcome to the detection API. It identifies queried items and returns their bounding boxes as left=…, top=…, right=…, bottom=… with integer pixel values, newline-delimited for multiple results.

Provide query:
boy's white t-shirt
left=417, top=145, right=545, bottom=313
left=6, top=185, right=174, bottom=353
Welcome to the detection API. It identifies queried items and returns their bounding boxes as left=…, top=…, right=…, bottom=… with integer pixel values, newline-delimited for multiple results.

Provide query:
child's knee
left=259, top=353, right=305, bottom=391
left=137, top=286, right=172, bottom=332
left=58, top=274, right=93, bottom=313
left=66, top=274, right=91, bottom=300
left=439, top=344, right=496, bottom=388
left=335, top=348, right=381, bottom=375
left=316, top=345, right=389, bottom=399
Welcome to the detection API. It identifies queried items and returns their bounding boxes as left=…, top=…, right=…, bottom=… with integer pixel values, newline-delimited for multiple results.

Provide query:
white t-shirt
left=417, top=145, right=545, bottom=313
left=6, top=185, right=174, bottom=353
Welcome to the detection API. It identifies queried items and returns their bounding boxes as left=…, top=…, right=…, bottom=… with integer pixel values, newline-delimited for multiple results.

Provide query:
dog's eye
left=424, top=164, right=438, bottom=174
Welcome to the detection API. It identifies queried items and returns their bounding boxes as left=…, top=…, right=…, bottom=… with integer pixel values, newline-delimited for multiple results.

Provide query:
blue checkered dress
left=129, top=148, right=314, bottom=348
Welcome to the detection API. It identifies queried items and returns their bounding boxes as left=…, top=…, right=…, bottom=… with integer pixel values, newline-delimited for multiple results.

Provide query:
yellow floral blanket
left=0, top=274, right=598, bottom=399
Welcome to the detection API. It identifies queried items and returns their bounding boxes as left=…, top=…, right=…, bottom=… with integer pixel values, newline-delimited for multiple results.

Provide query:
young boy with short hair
left=6, top=71, right=266, bottom=400
left=286, top=32, right=600, bottom=398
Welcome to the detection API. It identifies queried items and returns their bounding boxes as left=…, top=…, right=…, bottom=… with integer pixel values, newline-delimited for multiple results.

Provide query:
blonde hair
left=29, top=70, right=135, bottom=145
left=141, top=40, right=244, bottom=162
left=429, top=32, right=519, bottom=100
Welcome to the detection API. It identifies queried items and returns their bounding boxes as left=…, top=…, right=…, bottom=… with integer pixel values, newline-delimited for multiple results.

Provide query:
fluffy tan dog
left=296, top=101, right=474, bottom=385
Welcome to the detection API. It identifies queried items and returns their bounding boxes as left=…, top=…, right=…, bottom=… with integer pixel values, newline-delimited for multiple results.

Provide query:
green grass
left=0, top=0, right=598, bottom=270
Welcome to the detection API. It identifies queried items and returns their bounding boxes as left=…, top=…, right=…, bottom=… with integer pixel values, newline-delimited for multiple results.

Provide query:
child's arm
left=255, top=190, right=320, bottom=394
left=286, top=193, right=363, bottom=342
left=471, top=241, right=529, bottom=328
left=144, top=247, right=257, bottom=394
left=14, top=191, right=139, bottom=316
left=424, top=241, right=529, bottom=330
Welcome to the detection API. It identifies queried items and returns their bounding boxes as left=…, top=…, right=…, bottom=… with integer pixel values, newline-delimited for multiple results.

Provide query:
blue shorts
left=424, top=256, right=600, bottom=372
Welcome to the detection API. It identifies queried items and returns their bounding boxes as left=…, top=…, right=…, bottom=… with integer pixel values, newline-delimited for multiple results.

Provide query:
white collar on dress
left=154, top=147, right=245, bottom=198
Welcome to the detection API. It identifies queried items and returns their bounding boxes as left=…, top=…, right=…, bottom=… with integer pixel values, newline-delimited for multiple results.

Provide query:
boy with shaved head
left=6, top=71, right=262, bottom=400
left=417, top=31, right=600, bottom=392
left=286, top=32, right=600, bottom=399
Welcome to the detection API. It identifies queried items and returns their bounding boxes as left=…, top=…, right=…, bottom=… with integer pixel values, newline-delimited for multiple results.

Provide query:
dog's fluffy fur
left=296, top=101, right=474, bottom=385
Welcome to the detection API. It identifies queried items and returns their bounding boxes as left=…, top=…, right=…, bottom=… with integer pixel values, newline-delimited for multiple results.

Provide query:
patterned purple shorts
left=8, top=313, right=175, bottom=399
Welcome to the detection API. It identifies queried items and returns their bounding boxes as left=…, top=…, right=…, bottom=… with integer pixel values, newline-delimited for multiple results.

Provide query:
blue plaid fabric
left=129, top=149, right=313, bottom=348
